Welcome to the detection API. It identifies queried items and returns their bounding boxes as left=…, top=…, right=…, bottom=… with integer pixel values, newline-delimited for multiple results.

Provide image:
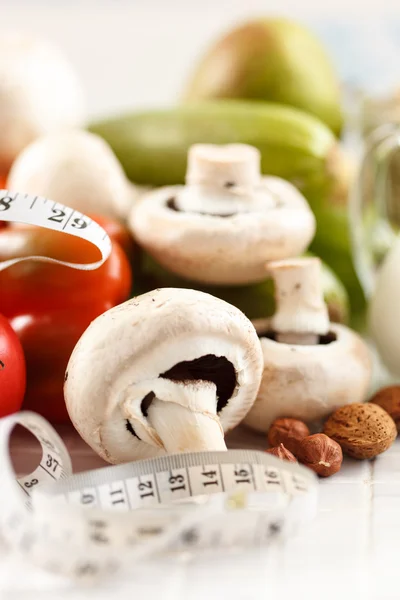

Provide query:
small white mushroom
left=129, top=143, right=316, bottom=285
left=0, top=32, right=85, bottom=173
left=64, top=288, right=263, bottom=463
left=8, top=130, right=134, bottom=220
left=244, top=258, right=372, bottom=432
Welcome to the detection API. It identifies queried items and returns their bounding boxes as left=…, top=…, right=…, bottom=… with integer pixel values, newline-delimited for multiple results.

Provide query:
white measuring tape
left=0, top=411, right=318, bottom=580
left=0, top=189, right=112, bottom=271
left=0, top=189, right=318, bottom=580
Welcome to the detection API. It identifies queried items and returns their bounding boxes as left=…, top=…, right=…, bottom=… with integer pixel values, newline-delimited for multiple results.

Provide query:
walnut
left=323, top=403, right=397, bottom=460
left=370, top=386, right=400, bottom=431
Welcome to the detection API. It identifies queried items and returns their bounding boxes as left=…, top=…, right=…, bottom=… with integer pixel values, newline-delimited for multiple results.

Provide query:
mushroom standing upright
left=64, top=288, right=263, bottom=463
left=129, top=143, right=316, bottom=285
left=244, top=258, right=372, bottom=433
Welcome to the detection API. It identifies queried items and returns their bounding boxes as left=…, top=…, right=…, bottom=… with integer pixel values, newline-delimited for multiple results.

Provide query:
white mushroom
left=0, top=32, right=85, bottom=173
left=244, top=258, right=372, bottom=432
left=64, top=288, right=263, bottom=463
left=129, top=143, right=316, bottom=285
left=8, top=130, right=134, bottom=220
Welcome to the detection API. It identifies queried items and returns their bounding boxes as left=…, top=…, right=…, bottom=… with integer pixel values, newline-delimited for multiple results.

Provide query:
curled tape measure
left=0, top=189, right=112, bottom=271
left=0, top=189, right=318, bottom=580
left=0, top=411, right=318, bottom=580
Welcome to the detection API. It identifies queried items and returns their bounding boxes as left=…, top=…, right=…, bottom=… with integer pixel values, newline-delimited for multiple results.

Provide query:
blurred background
left=3, top=0, right=400, bottom=118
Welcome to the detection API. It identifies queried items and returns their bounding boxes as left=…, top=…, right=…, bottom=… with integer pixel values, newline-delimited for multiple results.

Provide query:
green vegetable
left=183, top=18, right=343, bottom=135
left=135, top=250, right=349, bottom=325
left=90, top=101, right=365, bottom=318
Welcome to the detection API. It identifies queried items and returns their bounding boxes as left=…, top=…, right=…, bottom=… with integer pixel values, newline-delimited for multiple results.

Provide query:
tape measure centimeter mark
left=0, top=189, right=112, bottom=271
left=0, top=411, right=318, bottom=580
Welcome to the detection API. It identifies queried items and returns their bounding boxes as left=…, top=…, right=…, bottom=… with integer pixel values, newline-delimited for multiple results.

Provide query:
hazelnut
left=297, top=434, right=343, bottom=477
left=369, top=386, right=400, bottom=431
left=323, top=403, right=397, bottom=460
left=266, top=443, right=297, bottom=463
left=267, top=418, right=310, bottom=455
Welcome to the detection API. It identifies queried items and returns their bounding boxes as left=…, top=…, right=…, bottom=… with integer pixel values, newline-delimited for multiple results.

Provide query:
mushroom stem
left=185, top=143, right=262, bottom=193
left=124, top=379, right=228, bottom=454
left=147, top=399, right=227, bottom=453
left=275, top=332, right=319, bottom=346
left=268, top=257, right=330, bottom=345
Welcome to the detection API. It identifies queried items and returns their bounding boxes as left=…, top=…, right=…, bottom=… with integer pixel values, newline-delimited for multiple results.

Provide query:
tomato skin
left=0, top=217, right=132, bottom=422
left=0, top=313, right=26, bottom=417
left=90, top=214, right=135, bottom=260
left=0, top=228, right=131, bottom=314
left=11, top=308, right=103, bottom=422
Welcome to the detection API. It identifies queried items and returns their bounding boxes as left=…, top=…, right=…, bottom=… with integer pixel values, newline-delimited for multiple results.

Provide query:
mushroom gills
left=166, top=196, right=236, bottom=218
left=259, top=330, right=337, bottom=346
left=126, top=354, right=237, bottom=452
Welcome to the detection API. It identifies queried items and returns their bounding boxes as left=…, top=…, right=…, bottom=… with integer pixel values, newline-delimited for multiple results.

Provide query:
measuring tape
left=0, top=189, right=112, bottom=271
left=0, top=188, right=318, bottom=580
left=0, top=411, right=318, bottom=580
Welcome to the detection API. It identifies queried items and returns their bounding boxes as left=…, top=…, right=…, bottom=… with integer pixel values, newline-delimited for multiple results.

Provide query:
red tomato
left=0, top=219, right=132, bottom=422
left=0, top=313, right=26, bottom=416
left=90, top=214, right=135, bottom=259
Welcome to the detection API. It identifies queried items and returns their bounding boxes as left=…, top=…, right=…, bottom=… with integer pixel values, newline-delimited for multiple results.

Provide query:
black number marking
left=0, top=360, right=4, bottom=370
left=265, top=469, right=280, bottom=484
left=75, top=562, right=99, bottom=577
left=110, top=489, right=125, bottom=505
left=24, top=478, right=38, bottom=488
left=48, top=208, right=66, bottom=223
left=0, top=196, right=15, bottom=211
left=39, top=438, right=57, bottom=452
left=81, top=493, right=95, bottom=505
left=89, top=520, right=109, bottom=544
left=292, top=475, right=307, bottom=493
left=138, top=480, right=154, bottom=499
left=234, top=467, right=251, bottom=484
left=71, top=217, right=88, bottom=229
left=46, top=454, right=60, bottom=472
left=169, top=474, right=186, bottom=492
left=202, top=470, right=219, bottom=487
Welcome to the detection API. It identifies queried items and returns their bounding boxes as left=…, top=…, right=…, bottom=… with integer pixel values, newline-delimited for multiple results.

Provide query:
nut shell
left=266, top=443, right=297, bottom=462
left=323, top=403, right=397, bottom=460
left=267, top=418, right=310, bottom=455
left=297, top=434, right=342, bottom=477
left=370, top=386, right=400, bottom=431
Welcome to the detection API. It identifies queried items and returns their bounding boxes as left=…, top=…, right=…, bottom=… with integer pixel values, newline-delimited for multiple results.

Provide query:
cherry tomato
left=0, top=313, right=26, bottom=416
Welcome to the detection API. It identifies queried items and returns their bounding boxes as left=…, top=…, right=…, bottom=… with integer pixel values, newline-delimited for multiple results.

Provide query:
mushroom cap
left=243, top=321, right=372, bottom=432
left=0, top=32, right=85, bottom=171
left=8, top=130, right=133, bottom=220
left=64, top=288, right=263, bottom=463
left=129, top=175, right=316, bottom=285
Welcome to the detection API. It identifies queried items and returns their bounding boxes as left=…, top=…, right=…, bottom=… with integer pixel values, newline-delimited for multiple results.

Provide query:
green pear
left=184, top=18, right=343, bottom=136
